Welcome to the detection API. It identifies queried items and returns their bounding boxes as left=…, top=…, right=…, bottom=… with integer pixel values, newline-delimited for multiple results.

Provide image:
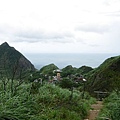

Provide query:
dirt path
left=84, top=101, right=103, bottom=120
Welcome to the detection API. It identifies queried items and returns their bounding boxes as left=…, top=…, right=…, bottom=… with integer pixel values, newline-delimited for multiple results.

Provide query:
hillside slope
left=86, top=55, right=120, bottom=96
left=0, top=42, right=35, bottom=78
left=40, top=63, right=58, bottom=75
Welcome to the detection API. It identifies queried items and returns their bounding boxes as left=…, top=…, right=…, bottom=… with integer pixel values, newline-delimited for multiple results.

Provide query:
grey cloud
left=14, top=30, right=74, bottom=43
left=0, top=24, right=74, bottom=44
left=75, top=24, right=110, bottom=34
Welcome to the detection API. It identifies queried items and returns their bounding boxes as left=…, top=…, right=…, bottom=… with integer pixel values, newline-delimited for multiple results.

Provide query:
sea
left=24, top=53, right=119, bottom=70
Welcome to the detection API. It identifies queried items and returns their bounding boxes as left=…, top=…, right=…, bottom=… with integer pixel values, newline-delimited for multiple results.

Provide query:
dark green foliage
left=61, top=65, right=92, bottom=78
left=0, top=42, right=35, bottom=79
left=30, top=82, right=42, bottom=94
left=59, top=78, right=74, bottom=89
left=0, top=82, right=95, bottom=120
left=35, top=84, right=94, bottom=120
left=77, top=65, right=93, bottom=75
left=0, top=84, right=38, bottom=120
left=28, top=71, right=41, bottom=82
left=97, top=92, right=120, bottom=120
left=61, top=65, right=77, bottom=77
left=40, top=63, right=58, bottom=76
left=86, top=55, right=120, bottom=96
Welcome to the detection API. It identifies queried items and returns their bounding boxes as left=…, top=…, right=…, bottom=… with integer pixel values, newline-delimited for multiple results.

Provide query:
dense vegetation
left=85, top=55, right=120, bottom=96
left=61, top=65, right=93, bottom=77
left=0, top=81, right=95, bottom=120
left=96, top=92, right=120, bottom=120
left=0, top=42, right=120, bottom=119
left=0, top=42, right=35, bottom=79
left=40, top=63, right=58, bottom=76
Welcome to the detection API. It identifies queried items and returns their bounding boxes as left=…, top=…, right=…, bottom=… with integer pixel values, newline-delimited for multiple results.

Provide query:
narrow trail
left=84, top=101, right=103, bottom=120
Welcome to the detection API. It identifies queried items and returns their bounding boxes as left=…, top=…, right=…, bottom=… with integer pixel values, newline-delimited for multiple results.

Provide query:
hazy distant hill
left=0, top=42, right=35, bottom=79
left=86, top=55, right=120, bottom=95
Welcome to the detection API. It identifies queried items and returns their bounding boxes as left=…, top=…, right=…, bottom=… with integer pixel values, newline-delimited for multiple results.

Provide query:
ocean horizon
left=24, top=53, right=119, bottom=69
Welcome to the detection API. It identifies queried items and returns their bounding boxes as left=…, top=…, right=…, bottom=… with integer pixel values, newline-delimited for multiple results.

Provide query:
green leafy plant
left=97, top=91, right=120, bottom=120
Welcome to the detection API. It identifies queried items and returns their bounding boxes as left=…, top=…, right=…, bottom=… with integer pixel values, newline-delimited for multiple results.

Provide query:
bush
left=0, top=85, right=38, bottom=120
left=97, top=91, right=120, bottom=120
left=0, top=82, right=95, bottom=120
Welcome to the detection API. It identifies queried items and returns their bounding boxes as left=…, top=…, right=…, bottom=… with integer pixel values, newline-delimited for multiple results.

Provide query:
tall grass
left=96, top=91, right=120, bottom=120
left=0, top=83, right=38, bottom=120
left=0, top=82, right=95, bottom=120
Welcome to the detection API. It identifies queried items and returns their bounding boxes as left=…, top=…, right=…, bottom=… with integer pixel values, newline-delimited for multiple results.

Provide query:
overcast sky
left=0, top=0, right=120, bottom=53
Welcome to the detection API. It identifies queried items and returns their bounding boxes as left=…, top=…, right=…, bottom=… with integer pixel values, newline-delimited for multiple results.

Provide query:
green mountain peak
left=1, top=42, right=9, bottom=47
left=0, top=42, right=35, bottom=79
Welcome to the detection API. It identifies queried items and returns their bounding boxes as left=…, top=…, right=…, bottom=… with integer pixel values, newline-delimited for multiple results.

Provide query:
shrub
left=97, top=91, right=120, bottom=120
left=0, top=82, right=95, bottom=120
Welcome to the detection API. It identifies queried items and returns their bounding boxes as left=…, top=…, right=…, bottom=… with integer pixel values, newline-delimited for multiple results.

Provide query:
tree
left=59, top=77, right=82, bottom=101
left=110, top=75, right=120, bottom=95
left=0, top=55, right=27, bottom=95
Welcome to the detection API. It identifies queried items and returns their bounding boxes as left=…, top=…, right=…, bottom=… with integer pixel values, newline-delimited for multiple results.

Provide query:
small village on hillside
left=0, top=43, right=119, bottom=119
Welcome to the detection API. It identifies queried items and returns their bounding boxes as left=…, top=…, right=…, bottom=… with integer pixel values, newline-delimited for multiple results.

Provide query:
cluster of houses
left=33, top=69, right=86, bottom=84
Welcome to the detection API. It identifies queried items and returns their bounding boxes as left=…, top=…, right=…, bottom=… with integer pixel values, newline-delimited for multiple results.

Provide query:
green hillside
left=76, top=65, right=93, bottom=75
left=0, top=42, right=35, bottom=79
left=61, top=65, right=77, bottom=77
left=86, top=55, right=120, bottom=96
left=40, top=63, right=58, bottom=75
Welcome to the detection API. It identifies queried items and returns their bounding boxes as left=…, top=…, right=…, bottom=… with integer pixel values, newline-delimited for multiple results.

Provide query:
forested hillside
left=0, top=42, right=120, bottom=119
left=86, top=55, right=120, bottom=96
left=0, top=42, right=35, bottom=79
